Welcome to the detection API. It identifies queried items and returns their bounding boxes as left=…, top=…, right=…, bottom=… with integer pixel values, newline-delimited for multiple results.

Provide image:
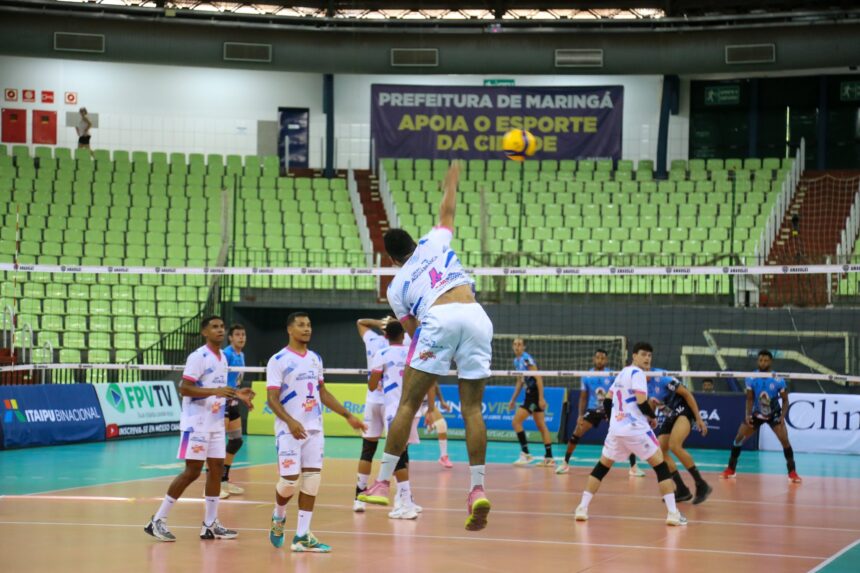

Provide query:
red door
left=32, top=110, right=57, bottom=145
left=1, top=108, right=27, bottom=143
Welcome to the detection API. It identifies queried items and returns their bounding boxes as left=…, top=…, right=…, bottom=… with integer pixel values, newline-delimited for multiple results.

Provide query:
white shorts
left=177, top=429, right=226, bottom=461
left=363, top=402, right=386, bottom=439
left=277, top=430, right=324, bottom=475
left=407, top=302, right=493, bottom=380
left=601, top=431, right=660, bottom=463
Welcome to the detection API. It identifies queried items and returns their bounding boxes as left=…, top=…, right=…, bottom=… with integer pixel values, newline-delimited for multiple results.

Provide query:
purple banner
left=371, top=84, right=623, bottom=161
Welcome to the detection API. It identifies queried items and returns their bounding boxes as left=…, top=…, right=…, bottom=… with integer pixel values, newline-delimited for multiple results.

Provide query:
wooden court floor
left=2, top=454, right=859, bottom=573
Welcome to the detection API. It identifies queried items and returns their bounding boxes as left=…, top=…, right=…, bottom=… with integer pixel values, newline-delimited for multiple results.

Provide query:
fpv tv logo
left=3, top=399, right=27, bottom=423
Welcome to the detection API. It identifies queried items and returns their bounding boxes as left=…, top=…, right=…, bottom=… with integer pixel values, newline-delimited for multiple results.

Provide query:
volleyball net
left=2, top=261, right=860, bottom=392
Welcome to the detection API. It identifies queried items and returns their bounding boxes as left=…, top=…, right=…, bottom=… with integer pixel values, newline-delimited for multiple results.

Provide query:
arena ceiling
left=8, top=0, right=859, bottom=22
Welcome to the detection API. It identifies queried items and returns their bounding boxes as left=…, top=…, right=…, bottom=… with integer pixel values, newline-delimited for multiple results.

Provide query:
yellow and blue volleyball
left=502, top=129, right=537, bottom=161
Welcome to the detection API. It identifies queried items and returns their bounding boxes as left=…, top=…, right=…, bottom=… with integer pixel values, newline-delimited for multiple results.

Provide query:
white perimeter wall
left=0, top=55, right=325, bottom=164
left=0, top=56, right=690, bottom=168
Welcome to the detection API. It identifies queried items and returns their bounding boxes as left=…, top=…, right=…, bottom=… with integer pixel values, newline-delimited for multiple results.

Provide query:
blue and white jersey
left=607, top=365, right=651, bottom=437
left=582, top=368, right=614, bottom=410
left=266, top=347, right=325, bottom=435
left=363, top=331, right=389, bottom=406
left=363, top=330, right=411, bottom=405
left=513, top=352, right=538, bottom=389
left=180, top=344, right=229, bottom=432
left=223, top=345, right=245, bottom=389
left=745, top=374, right=786, bottom=418
left=369, top=344, right=410, bottom=422
left=386, top=227, right=474, bottom=322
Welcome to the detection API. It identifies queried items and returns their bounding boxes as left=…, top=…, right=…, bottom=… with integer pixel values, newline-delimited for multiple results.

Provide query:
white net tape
left=2, top=262, right=860, bottom=277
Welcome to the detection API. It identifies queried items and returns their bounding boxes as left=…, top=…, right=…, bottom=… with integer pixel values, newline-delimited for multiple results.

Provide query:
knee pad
left=226, top=437, right=243, bottom=455
left=300, top=472, right=321, bottom=497
left=276, top=477, right=297, bottom=499
left=395, top=449, right=410, bottom=471
left=360, top=438, right=378, bottom=462
left=226, top=430, right=243, bottom=455
left=569, top=434, right=580, bottom=445
left=654, top=461, right=672, bottom=482
left=433, top=418, right=447, bottom=434
left=590, top=461, right=610, bottom=481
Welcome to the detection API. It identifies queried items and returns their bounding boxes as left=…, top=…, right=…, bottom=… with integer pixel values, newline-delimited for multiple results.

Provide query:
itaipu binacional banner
left=370, top=84, right=624, bottom=161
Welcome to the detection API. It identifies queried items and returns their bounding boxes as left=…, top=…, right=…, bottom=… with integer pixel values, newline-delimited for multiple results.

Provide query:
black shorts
left=656, top=405, right=695, bottom=437
left=226, top=400, right=241, bottom=421
left=582, top=409, right=605, bottom=428
left=78, top=135, right=91, bottom=145
left=750, top=412, right=781, bottom=429
left=519, top=388, right=543, bottom=413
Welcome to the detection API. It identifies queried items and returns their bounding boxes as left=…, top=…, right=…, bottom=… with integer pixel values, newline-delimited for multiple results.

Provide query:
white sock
left=439, top=439, right=448, bottom=458
left=469, top=465, right=486, bottom=490
left=664, top=494, right=678, bottom=514
left=357, top=473, right=369, bottom=492
left=580, top=491, right=594, bottom=509
left=154, top=495, right=175, bottom=521
left=296, top=510, right=313, bottom=537
left=274, top=503, right=287, bottom=519
left=204, top=496, right=218, bottom=526
left=377, top=453, right=400, bottom=482
left=397, top=480, right=411, bottom=503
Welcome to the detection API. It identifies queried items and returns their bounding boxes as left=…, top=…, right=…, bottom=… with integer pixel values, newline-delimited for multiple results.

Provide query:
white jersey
left=180, top=344, right=229, bottom=433
left=607, top=365, right=651, bottom=437
left=362, top=330, right=411, bottom=405
left=369, top=344, right=409, bottom=421
left=363, top=330, right=389, bottom=405
left=266, top=347, right=325, bottom=435
left=387, top=227, right=473, bottom=322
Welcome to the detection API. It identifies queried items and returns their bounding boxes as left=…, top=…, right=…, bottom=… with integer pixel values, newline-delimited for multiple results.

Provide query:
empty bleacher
left=383, top=156, right=791, bottom=294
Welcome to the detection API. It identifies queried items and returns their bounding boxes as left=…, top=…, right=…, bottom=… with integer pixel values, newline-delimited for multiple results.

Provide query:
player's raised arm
left=438, top=161, right=460, bottom=231
left=357, top=317, right=385, bottom=338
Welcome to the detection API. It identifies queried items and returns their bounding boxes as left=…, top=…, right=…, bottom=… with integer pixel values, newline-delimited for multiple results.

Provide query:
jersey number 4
left=428, top=268, right=443, bottom=288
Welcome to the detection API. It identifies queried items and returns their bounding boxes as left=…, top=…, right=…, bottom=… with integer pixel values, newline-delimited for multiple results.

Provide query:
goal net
left=491, top=333, right=627, bottom=388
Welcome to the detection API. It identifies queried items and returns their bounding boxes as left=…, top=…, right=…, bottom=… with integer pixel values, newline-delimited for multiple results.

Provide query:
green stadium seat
left=59, top=349, right=82, bottom=363
left=89, top=333, right=112, bottom=350
left=64, top=332, right=87, bottom=349
left=137, top=317, right=159, bottom=333
left=90, top=316, right=112, bottom=333
left=703, top=239, right=723, bottom=254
